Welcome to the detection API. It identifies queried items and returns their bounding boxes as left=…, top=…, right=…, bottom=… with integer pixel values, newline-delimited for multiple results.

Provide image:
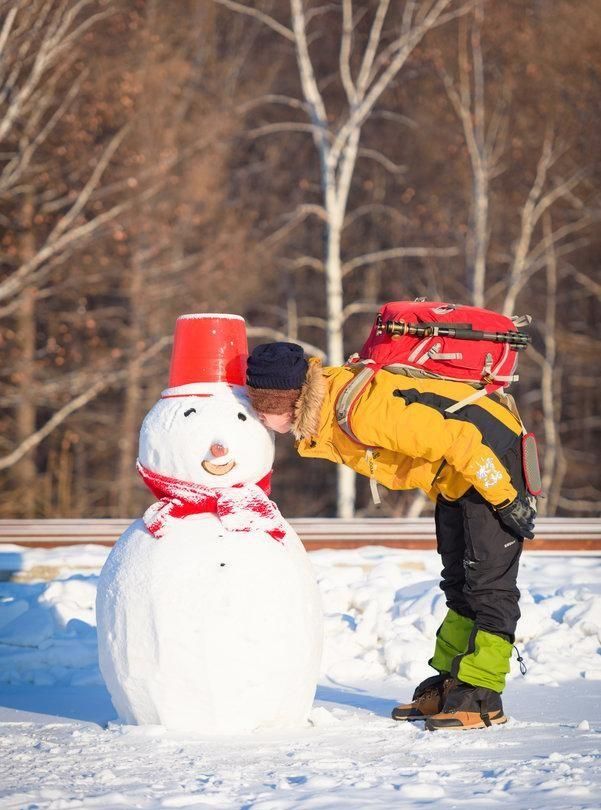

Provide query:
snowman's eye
left=237, top=412, right=247, bottom=421
left=184, top=408, right=196, bottom=417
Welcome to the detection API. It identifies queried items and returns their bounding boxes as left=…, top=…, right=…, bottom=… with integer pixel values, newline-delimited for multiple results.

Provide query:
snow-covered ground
left=1, top=542, right=600, bottom=809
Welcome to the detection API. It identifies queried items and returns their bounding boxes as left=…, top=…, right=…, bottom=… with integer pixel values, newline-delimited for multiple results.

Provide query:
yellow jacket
left=295, top=361, right=522, bottom=506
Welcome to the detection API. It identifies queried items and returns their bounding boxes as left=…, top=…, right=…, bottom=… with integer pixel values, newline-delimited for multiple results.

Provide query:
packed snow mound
left=1, top=545, right=600, bottom=690
left=93, top=378, right=323, bottom=734
left=96, top=516, right=323, bottom=733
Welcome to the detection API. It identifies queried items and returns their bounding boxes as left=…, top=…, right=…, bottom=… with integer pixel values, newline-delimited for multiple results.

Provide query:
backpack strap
left=494, top=391, right=526, bottom=435
left=335, top=364, right=378, bottom=443
left=365, top=448, right=382, bottom=505
left=336, top=364, right=382, bottom=506
left=484, top=344, right=519, bottom=385
left=444, top=387, right=489, bottom=414
left=511, top=314, right=532, bottom=328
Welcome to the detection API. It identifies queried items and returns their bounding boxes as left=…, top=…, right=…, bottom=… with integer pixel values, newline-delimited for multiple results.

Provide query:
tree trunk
left=15, top=194, right=37, bottom=516
left=407, top=490, right=427, bottom=517
left=470, top=3, right=488, bottom=307
left=539, top=211, right=559, bottom=515
left=116, top=251, right=144, bottom=516
left=324, top=202, right=356, bottom=517
left=471, top=167, right=488, bottom=307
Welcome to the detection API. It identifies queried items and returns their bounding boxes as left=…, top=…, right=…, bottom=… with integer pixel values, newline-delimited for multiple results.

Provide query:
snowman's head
left=138, top=389, right=275, bottom=487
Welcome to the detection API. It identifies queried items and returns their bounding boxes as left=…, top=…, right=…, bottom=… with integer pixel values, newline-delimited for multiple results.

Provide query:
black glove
left=496, top=495, right=536, bottom=539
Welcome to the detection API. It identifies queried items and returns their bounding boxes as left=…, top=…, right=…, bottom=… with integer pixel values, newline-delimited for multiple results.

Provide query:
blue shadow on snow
left=316, top=682, right=398, bottom=718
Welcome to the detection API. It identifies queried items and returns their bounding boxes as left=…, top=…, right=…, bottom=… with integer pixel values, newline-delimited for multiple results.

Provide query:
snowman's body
left=96, top=384, right=323, bottom=734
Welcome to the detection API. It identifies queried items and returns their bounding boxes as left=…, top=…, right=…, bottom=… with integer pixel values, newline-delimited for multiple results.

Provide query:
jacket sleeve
left=356, top=400, right=517, bottom=507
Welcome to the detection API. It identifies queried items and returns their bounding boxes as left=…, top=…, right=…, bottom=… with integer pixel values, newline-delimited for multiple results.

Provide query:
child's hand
left=496, top=495, right=536, bottom=539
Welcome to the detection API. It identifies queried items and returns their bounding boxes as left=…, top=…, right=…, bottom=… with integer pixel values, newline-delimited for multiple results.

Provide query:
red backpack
left=337, top=301, right=528, bottom=429
left=335, top=300, right=541, bottom=502
left=357, top=300, right=529, bottom=381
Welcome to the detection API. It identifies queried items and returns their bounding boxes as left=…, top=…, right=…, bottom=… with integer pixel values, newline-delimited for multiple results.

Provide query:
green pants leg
left=454, top=629, right=512, bottom=693
left=433, top=458, right=526, bottom=694
left=429, top=608, right=474, bottom=673
left=430, top=610, right=512, bottom=692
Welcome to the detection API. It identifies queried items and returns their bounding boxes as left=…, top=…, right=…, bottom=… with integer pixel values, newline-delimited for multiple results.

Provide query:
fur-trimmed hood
left=292, top=358, right=328, bottom=440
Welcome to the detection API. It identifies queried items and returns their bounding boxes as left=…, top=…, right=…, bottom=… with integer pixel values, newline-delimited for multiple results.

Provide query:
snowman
left=96, top=314, right=323, bottom=734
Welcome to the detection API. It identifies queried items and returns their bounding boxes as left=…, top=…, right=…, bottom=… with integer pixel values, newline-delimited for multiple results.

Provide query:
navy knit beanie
left=246, top=342, right=308, bottom=390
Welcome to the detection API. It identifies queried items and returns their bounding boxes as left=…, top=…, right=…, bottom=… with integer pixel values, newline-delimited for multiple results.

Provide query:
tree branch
left=0, top=337, right=172, bottom=471
left=245, top=121, right=328, bottom=139
left=339, top=0, right=357, bottom=104
left=264, top=203, right=328, bottom=246
left=342, top=245, right=459, bottom=275
left=342, top=300, right=378, bottom=321
left=357, top=146, right=406, bottom=175
left=281, top=255, right=325, bottom=273
left=290, top=0, right=330, bottom=162
left=329, top=0, right=462, bottom=172
left=344, top=202, right=408, bottom=229
left=0, top=181, right=161, bottom=304
left=212, top=0, right=295, bottom=41
left=247, top=325, right=325, bottom=358
left=238, top=93, right=307, bottom=113
left=48, top=124, right=130, bottom=243
left=356, top=0, right=390, bottom=94
left=562, top=266, right=601, bottom=300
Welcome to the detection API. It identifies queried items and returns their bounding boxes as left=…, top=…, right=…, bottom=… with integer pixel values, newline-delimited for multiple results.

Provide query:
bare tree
left=0, top=0, right=129, bottom=514
left=216, top=0, right=466, bottom=516
left=0, top=337, right=172, bottom=473
left=0, top=1, right=235, bottom=518
left=436, top=0, right=506, bottom=306
left=2, top=0, right=598, bottom=520
left=501, top=137, right=593, bottom=515
left=502, top=135, right=592, bottom=317
left=0, top=2, right=133, bottom=307
left=528, top=211, right=565, bottom=515
left=436, top=7, right=593, bottom=320
left=435, top=3, right=598, bottom=517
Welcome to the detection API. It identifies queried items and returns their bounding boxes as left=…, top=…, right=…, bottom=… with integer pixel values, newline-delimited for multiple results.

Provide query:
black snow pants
left=434, top=437, right=527, bottom=642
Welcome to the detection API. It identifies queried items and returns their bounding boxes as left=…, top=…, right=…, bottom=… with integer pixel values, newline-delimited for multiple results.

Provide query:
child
left=246, top=341, right=536, bottom=730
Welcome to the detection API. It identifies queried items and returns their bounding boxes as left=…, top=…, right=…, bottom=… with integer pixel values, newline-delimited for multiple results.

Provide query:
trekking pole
left=375, top=315, right=531, bottom=350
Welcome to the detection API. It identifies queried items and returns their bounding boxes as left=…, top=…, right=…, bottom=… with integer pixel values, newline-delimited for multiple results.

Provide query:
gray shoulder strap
left=336, top=366, right=376, bottom=443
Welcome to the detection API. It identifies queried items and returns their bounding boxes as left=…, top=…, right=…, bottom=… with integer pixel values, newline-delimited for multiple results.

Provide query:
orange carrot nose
left=210, top=443, right=228, bottom=458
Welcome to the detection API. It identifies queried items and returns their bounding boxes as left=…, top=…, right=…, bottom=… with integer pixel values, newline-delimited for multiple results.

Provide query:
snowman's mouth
left=202, top=459, right=236, bottom=476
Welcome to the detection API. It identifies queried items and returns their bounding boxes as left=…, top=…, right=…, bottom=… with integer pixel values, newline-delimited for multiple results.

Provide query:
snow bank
left=1, top=545, right=599, bottom=689
left=0, top=569, right=100, bottom=687
left=313, top=548, right=601, bottom=687
left=1, top=544, right=600, bottom=810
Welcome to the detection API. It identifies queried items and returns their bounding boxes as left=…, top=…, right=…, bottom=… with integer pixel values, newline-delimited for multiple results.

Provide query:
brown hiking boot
left=391, top=673, right=454, bottom=722
left=425, top=681, right=507, bottom=730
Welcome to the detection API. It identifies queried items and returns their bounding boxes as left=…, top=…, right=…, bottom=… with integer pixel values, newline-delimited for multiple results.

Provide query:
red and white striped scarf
left=136, top=461, right=287, bottom=543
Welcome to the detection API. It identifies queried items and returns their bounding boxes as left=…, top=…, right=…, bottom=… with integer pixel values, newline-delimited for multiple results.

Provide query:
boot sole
left=426, top=714, right=507, bottom=731
left=391, top=714, right=429, bottom=722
